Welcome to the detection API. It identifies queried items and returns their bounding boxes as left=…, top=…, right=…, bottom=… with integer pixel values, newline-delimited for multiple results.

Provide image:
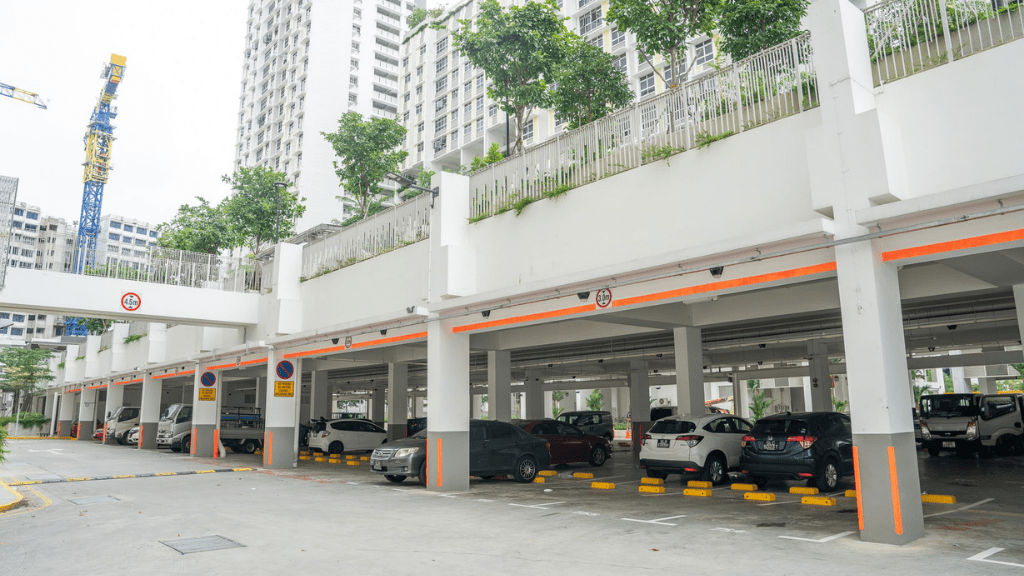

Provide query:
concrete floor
left=1, top=439, right=1023, bottom=574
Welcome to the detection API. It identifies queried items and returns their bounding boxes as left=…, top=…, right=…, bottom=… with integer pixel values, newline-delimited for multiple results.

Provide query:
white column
left=76, top=387, right=97, bottom=440
left=139, top=374, right=163, bottom=449
left=524, top=378, right=544, bottom=419
left=949, top=349, right=970, bottom=393
left=57, top=390, right=76, bottom=437
left=426, top=318, right=470, bottom=492
left=629, top=361, right=650, bottom=453
left=191, top=370, right=221, bottom=457
left=673, top=327, right=705, bottom=416
left=487, top=350, right=512, bottom=422
left=264, top=355, right=301, bottom=469
left=370, top=385, right=385, bottom=426
left=1015, top=285, right=1024, bottom=364
left=309, top=370, right=331, bottom=421
left=103, top=383, right=125, bottom=444
left=808, top=342, right=833, bottom=411
left=387, top=363, right=409, bottom=440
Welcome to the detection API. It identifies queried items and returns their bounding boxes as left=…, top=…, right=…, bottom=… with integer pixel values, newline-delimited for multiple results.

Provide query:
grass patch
left=695, top=130, right=736, bottom=150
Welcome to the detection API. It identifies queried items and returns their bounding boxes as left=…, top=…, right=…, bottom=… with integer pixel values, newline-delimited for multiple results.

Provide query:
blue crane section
left=0, top=83, right=47, bottom=109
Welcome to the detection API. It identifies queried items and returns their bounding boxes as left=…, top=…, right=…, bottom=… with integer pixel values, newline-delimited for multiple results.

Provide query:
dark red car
left=518, top=419, right=611, bottom=466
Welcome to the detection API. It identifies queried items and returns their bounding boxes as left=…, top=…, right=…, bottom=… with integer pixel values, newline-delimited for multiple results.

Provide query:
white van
left=920, top=393, right=1024, bottom=457
left=156, top=403, right=193, bottom=452
left=106, top=406, right=141, bottom=445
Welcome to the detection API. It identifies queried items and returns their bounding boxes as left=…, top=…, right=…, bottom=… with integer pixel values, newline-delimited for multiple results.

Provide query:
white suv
left=308, top=419, right=387, bottom=454
left=640, top=414, right=753, bottom=485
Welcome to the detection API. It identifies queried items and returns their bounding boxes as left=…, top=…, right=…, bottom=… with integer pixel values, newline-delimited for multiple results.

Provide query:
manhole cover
left=68, top=495, right=119, bottom=505
left=160, top=535, right=245, bottom=554
left=756, top=523, right=786, bottom=528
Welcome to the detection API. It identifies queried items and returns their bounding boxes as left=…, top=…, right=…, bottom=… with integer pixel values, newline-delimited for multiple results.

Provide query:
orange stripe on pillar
left=882, top=228, right=1024, bottom=262
left=852, top=446, right=864, bottom=532
left=887, top=446, right=903, bottom=535
left=437, top=438, right=443, bottom=488
left=191, top=427, right=197, bottom=455
left=213, top=429, right=220, bottom=459
left=268, top=431, right=274, bottom=467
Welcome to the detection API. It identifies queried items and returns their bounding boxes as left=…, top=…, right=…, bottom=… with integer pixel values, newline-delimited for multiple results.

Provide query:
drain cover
left=68, top=495, right=119, bottom=505
left=160, top=535, right=245, bottom=554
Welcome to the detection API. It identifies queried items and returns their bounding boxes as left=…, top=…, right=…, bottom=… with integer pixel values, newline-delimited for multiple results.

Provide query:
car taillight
left=675, top=435, right=703, bottom=447
left=786, top=435, right=817, bottom=449
left=642, top=433, right=652, bottom=446
left=545, top=442, right=551, bottom=453
left=741, top=435, right=755, bottom=448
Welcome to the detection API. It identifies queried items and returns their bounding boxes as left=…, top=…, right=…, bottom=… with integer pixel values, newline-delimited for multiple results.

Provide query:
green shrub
left=0, top=412, right=51, bottom=428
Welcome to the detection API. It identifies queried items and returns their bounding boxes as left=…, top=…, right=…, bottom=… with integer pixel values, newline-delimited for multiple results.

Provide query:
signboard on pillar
left=198, top=388, right=216, bottom=401
left=274, top=381, right=294, bottom=397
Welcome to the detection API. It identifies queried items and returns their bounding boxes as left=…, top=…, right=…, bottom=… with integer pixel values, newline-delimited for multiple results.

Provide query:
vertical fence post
left=938, top=0, right=955, bottom=63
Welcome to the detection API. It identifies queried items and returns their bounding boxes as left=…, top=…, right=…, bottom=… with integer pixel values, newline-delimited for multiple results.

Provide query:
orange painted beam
left=882, top=228, right=1024, bottom=262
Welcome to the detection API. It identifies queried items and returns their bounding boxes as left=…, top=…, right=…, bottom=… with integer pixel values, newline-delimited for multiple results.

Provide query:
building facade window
left=639, top=73, right=655, bottom=96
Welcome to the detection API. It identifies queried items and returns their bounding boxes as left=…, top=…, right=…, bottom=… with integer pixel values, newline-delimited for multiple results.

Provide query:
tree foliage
left=552, top=37, right=635, bottom=130
left=321, top=112, right=409, bottom=222
left=221, top=166, right=306, bottom=254
left=746, top=379, right=774, bottom=421
left=585, top=390, right=605, bottom=411
left=454, top=0, right=566, bottom=156
left=0, top=347, right=56, bottom=415
left=157, top=196, right=231, bottom=254
left=407, top=7, right=429, bottom=27
left=470, top=143, right=505, bottom=172
left=715, top=0, right=809, bottom=61
left=608, top=0, right=717, bottom=89
left=552, top=390, right=567, bottom=418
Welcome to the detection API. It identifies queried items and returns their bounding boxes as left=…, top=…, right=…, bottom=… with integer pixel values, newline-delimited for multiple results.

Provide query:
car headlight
left=965, top=421, right=978, bottom=441
left=919, top=422, right=931, bottom=440
left=394, top=448, right=420, bottom=458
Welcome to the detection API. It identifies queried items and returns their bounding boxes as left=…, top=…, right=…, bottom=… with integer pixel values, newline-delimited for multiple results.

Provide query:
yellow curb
left=194, top=470, right=215, bottom=474
left=299, top=456, right=311, bottom=460
left=572, top=472, right=594, bottom=479
left=922, top=494, right=957, bottom=504
left=112, top=475, right=135, bottom=479
left=328, top=454, right=341, bottom=458
left=346, top=461, right=360, bottom=466
left=231, top=468, right=254, bottom=472
left=639, top=485, right=666, bottom=494
left=789, top=486, right=819, bottom=495
left=844, top=490, right=858, bottom=498
left=0, top=480, right=25, bottom=513
left=731, top=483, right=758, bottom=491
left=801, top=496, right=837, bottom=506
left=591, top=481, right=616, bottom=490
left=314, top=457, right=328, bottom=462
left=66, top=477, right=91, bottom=482
left=641, top=477, right=664, bottom=485
left=688, top=480, right=712, bottom=489
left=359, top=456, right=370, bottom=461
left=155, top=473, right=177, bottom=476
left=8, top=481, right=40, bottom=486
left=346, top=455, right=357, bottom=460
left=533, top=477, right=546, bottom=484
left=743, top=491, right=776, bottom=502
left=683, top=488, right=712, bottom=497
left=537, top=470, right=558, bottom=477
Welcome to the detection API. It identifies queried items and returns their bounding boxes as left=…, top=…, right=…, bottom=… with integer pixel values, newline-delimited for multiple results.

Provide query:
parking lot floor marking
left=923, top=498, right=994, bottom=518
left=5, top=467, right=255, bottom=486
left=966, top=548, right=1024, bottom=568
left=509, top=501, right=566, bottom=510
left=778, top=531, right=856, bottom=543
left=621, top=514, right=687, bottom=526
left=0, top=485, right=52, bottom=519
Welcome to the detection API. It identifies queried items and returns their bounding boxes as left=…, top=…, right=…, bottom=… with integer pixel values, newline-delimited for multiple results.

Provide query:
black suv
left=370, top=419, right=552, bottom=485
left=739, top=412, right=854, bottom=491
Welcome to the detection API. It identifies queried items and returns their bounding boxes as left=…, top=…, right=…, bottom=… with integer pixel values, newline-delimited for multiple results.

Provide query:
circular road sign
left=121, top=292, right=142, bottom=312
left=595, top=288, right=613, bottom=308
left=201, top=372, right=216, bottom=387
left=276, top=361, right=295, bottom=380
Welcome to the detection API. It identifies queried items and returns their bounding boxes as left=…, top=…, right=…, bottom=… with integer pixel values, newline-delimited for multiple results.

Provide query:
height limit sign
left=121, top=292, right=141, bottom=312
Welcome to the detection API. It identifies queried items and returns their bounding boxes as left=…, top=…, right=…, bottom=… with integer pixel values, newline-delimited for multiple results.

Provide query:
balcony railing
left=76, top=248, right=262, bottom=292
left=468, top=33, right=819, bottom=221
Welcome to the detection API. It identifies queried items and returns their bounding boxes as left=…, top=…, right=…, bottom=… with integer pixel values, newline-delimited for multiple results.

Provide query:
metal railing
left=865, top=0, right=1024, bottom=85
left=300, top=193, right=432, bottom=281
left=468, top=34, right=819, bottom=221
left=78, top=247, right=262, bottom=292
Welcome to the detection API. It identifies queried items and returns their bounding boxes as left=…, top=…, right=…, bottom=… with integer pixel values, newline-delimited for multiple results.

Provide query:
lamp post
left=272, top=181, right=287, bottom=244
left=384, top=172, right=439, bottom=207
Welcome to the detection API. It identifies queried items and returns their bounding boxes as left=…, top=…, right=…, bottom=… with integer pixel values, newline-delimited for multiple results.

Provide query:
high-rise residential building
left=97, top=214, right=161, bottom=269
left=8, top=201, right=44, bottom=271
left=234, top=0, right=426, bottom=232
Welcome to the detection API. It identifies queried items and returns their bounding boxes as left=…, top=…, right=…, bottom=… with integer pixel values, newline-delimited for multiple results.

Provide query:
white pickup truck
left=156, top=404, right=264, bottom=454
left=920, top=393, right=1024, bottom=457
left=105, top=406, right=141, bottom=445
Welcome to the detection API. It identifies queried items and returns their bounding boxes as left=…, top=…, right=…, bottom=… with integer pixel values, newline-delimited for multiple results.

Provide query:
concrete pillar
left=836, top=240, right=923, bottom=543
left=789, top=377, right=807, bottom=412
left=427, top=318, right=470, bottom=492
left=147, top=323, right=167, bottom=364
left=309, top=371, right=331, bottom=422
left=191, top=369, right=221, bottom=458
left=471, top=393, right=482, bottom=418
left=49, top=391, right=60, bottom=436
left=58, top=391, right=75, bottom=437
left=487, top=350, right=511, bottom=422
left=370, top=385, right=385, bottom=426
left=414, top=393, right=426, bottom=417
left=524, top=378, right=544, bottom=419
left=948, top=349, right=970, bottom=393
left=808, top=343, right=833, bottom=411
left=264, top=355, right=301, bottom=469
left=629, top=361, right=650, bottom=453
left=255, top=377, right=267, bottom=413
left=387, top=363, right=408, bottom=441
left=674, top=327, right=705, bottom=416
left=77, top=387, right=97, bottom=440
left=139, top=374, right=163, bottom=449
left=111, top=323, right=130, bottom=372
left=103, top=384, right=125, bottom=444
left=1015, top=285, right=1024, bottom=363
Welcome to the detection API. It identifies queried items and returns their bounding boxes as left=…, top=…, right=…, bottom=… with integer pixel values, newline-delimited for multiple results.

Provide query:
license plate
left=763, top=440, right=779, bottom=451
left=371, top=462, right=383, bottom=471
left=657, top=439, right=670, bottom=448
left=942, top=441, right=956, bottom=448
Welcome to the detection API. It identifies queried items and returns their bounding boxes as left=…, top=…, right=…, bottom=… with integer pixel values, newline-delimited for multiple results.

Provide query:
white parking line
left=509, top=501, right=566, bottom=510
left=967, top=548, right=1024, bottom=568
left=779, top=531, right=856, bottom=543
left=621, top=514, right=688, bottom=526
left=923, top=498, right=994, bottom=518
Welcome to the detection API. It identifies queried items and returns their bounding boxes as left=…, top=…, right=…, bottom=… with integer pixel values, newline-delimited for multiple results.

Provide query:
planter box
left=4, top=422, right=47, bottom=437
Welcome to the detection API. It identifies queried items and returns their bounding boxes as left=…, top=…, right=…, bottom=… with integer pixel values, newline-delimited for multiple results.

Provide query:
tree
left=85, top=318, right=114, bottom=336
left=453, top=0, right=567, bottom=156
left=0, top=347, right=56, bottom=424
left=220, top=166, right=306, bottom=255
left=551, top=390, right=567, bottom=418
left=552, top=37, right=635, bottom=130
left=407, top=7, right=428, bottom=27
left=470, top=143, right=505, bottom=172
left=585, top=390, right=605, bottom=411
left=608, top=0, right=718, bottom=89
left=157, top=197, right=231, bottom=254
left=715, top=0, right=809, bottom=61
left=321, top=112, right=409, bottom=222
left=746, top=379, right=774, bottom=421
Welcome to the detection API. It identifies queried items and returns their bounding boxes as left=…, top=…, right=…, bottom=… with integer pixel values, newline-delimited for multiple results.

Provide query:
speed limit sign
left=121, top=292, right=141, bottom=312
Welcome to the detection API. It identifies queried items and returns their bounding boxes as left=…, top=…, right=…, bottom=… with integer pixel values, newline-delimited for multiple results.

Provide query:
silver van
left=920, top=393, right=1024, bottom=457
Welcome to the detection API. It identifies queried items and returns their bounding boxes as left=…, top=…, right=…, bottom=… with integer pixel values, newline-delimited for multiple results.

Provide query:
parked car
left=639, top=414, right=753, bottom=485
left=517, top=419, right=611, bottom=466
left=309, top=419, right=387, bottom=454
left=126, top=425, right=140, bottom=446
left=370, top=419, right=552, bottom=485
left=106, top=406, right=141, bottom=445
left=556, top=411, right=614, bottom=440
left=406, top=417, right=427, bottom=437
left=919, top=393, right=1024, bottom=457
left=740, top=412, right=854, bottom=491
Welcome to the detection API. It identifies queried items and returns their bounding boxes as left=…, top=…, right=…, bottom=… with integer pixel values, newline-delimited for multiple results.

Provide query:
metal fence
left=468, top=33, right=819, bottom=221
left=79, top=247, right=262, bottom=292
left=865, top=0, right=1024, bottom=85
left=300, top=193, right=432, bottom=280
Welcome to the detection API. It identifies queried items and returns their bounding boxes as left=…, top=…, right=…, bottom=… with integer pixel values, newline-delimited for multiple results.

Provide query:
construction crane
left=67, top=54, right=127, bottom=336
left=0, top=82, right=47, bottom=109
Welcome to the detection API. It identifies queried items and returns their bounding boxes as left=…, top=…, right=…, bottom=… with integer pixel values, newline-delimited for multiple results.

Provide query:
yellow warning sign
left=274, top=381, right=294, bottom=397
left=198, top=388, right=216, bottom=401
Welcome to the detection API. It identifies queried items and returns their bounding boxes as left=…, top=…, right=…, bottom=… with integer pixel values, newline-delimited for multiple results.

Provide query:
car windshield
left=751, top=419, right=809, bottom=436
left=107, top=407, right=122, bottom=422
left=649, top=420, right=697, bottom=435
left=411, top=428, right=429, bottom=439
left=920, top=394, right=979, bottom=418
left=160, top=404, right=180, bottom=421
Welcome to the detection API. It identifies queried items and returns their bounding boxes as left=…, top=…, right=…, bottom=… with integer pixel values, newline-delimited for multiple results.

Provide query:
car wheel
left=645, top=468, right=667, bottom=480
left=816, top=457, right=840, bottom=492
left=121, top=431, right=131, bottom=445
left=513, top=455, right=539, bottom=483
left=329, top=441, right=345, bottom=455
left=753, top=476, right=769, bottom=489
left=384, top=475, right=407, bottom=483
left=926, top=442, right=941, bottom=457
left=701, top=453, right=727, bottom=486
left=589, top=446, right=607, bottom=467
left=242, top=440, right=258, bottom=454
left=231, top=446, right=244, bottom=454
left=418, top=460, right=428, bottom=486
left=170, top=444, right=181, bottom=453
left=181, top=435, right=191, bottom=454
